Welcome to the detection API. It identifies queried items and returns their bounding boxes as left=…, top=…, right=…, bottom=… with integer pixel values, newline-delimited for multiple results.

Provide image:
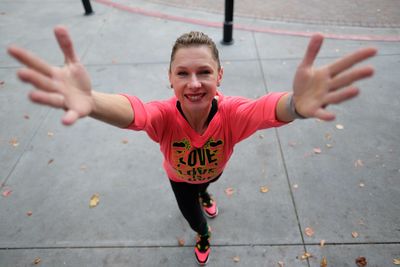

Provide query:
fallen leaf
left=352, top=231, right=359, bottom=238
left=24, top=114, right=30, bottom=119
left=260, top=186, right=269, bottom=193
left=177, top=238, right=185, bottom=246
left=299, top=252, right=313, bottom=260
left=89, top=193, right=100, bottom=208
left=335, top=124, right=344, bottom=130
left=320, top=239, right=326, bottom=247
left=305, top=227, right=314, bottom=237
left=258, top=134, right=264, bottom=139
left=47, top=132, right=54, bottom=137
left=233, top=256, right=240, bottom=263
left=2, top=189, right=12, bottom=197
left=320, top=256, right=328, bottom=267
left=48, top=159, right=54, bottom=165
left=326, top=143, right=333, bottom=148
left=9, top=138, right=19, bottom=147
left=122, top=139, right=129, bottom=144
left=359, top=182, right=365, bottom=188
left=27, top=211, right=33, bottom=216
left=393, top=258, right=400, bottom=265
left=355, top=159, right=364, bottom=168
left=80, top=164, right=87, bottom=171
left=277, top=261, right=284, bottom=267
left=293, top=184, right=299, bottom=189
left=33, top=257, right=41, bottom=264
left=355, top=256, right=367, bottom=267
left=313, top=147, right=322, bottom=154
left=324, top=133, right=332, bottom=140
left=0, top=80, right=4, bottom=85
left=225, top=187, right=235, bottom=197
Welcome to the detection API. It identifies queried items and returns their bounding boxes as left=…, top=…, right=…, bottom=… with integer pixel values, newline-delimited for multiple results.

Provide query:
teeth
left=186, top=94, right=203, bottom=101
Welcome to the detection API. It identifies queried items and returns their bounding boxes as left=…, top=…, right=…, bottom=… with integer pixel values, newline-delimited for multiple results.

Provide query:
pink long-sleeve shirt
left=123, top=91, right=287, bottom=184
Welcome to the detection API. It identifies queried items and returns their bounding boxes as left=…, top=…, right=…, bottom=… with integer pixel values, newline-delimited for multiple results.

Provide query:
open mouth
left=185, top=93, right=206, bottom=102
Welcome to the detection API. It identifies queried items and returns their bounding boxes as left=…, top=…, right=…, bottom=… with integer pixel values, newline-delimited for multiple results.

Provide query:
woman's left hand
left=292, top=34, right=377, bottom=121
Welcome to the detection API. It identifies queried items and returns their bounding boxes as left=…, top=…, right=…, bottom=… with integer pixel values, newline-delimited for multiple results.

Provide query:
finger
left=329, top=66, right=374, bottom=91
left=324, top=86, right=360, bottom=105
left=62, top=110, right=79, bottom=126
left=314, top=108, right=336, bottom=121
left=300, top=34, right=324, bottom=67
left=329, top=47, right=377, bottom=77
left=29, top=90, right=65, bottom=109
left=54, top=25, right=79, bottom=64
left=18, top=68, right=59, bottom=93
left=8, top=46, right=53, bottom=76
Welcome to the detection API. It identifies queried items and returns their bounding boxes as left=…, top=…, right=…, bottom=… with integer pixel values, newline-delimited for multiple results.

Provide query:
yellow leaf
left=260, top=186, right=269, bottom=193
left=300, top=252, right=313, bottom=260
left=89, top=193, right=100, bottom=208
left=9, top=138, right=19, bottom=147
left=320, top=239, right=326, bottom=247
left=393, top=258, right=400, bottom=265
left=321, top=256, right=328, bottom=267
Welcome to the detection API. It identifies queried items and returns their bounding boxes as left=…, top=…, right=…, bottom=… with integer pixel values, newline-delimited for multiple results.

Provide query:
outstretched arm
left=276, top=34, right=377, bottom=122
left=8, top=26, right=134, bottom=128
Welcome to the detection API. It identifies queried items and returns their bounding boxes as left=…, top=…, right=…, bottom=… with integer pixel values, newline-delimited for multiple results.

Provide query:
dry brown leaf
left=177, top=238, right=185, bottom=246
left=355, top=159, right=364, bottom=168
left=225, top=187, right=235, bottom=197
left=0, top=80, right=5, bottom=85
left=233, top=256, right=240, bottom=263
left=47, top=132, right=54, bottom=137
left=260, top=186, right=269, bottom=193
left=2, top=189, right=12, bottom=197
left=277, top=261, right=284, bottom=267
left=313, top=147, right=322, bottom=154
left=122, top=139, right=129, bottom=144
left=393, top=258, right=400, bottom=265
left=9, top=138, right=19, bottom=147
left=324, top=133, right=332, bottom=140
left=89, top=193, right=100, bottom=208
left=33, top=257, right=41, bottom=264
left=352, top=232, right=359, bottom=238
left=320, top=239, right=326, bottom=247
left=24, top=114, right=30, bottom=119
left=320, top=256, right=328, bottom=267
left=27, top=211, right=33, bottom=216
left=355, top=256, right=367, bottom=267
left=305, top=227, right=314, bottom=237
left=48, top=159, right=54, bottom=165
left=335, top=124, right=344, bottom=130
left=300, top=252, right=313, bottom=260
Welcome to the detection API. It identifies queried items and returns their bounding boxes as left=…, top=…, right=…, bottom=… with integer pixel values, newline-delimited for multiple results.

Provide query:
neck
left=182, top=105, right=212, bottom=135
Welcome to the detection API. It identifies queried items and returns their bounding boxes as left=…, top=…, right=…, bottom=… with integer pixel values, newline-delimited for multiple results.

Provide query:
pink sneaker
left=199, top=192, right=218, bottom=218
left=194, top=231, right=211, bottom=265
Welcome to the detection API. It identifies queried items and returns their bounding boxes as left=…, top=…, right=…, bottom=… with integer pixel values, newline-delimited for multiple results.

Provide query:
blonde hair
left=169, top=31, right=221, bottom=71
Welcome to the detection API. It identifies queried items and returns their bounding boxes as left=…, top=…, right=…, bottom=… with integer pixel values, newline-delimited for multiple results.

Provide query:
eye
left=177, top=71, right=188, bottom=76
left=199, top=70, right=211, bottom=75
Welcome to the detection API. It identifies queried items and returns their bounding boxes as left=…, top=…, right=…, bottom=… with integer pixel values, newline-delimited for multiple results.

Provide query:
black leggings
left=169, top=174, right=221, bottom=236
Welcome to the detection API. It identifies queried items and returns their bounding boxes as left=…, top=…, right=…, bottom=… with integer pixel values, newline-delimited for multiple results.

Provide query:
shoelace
left=199, top=192, right=213, bottom=208
left=196, top=233, right=210, bottom=252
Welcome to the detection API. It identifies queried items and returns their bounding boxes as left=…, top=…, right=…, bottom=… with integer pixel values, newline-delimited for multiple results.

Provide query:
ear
left=217, top=66, right=224, bottom=87
left=168, top=71, right=173, bottom=88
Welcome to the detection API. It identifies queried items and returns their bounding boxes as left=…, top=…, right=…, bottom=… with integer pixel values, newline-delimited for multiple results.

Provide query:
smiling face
left=169, top=45, right=223, bottom=116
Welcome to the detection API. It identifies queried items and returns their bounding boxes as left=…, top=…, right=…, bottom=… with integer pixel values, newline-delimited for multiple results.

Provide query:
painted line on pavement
left=95, top=0, right=400, bottom=42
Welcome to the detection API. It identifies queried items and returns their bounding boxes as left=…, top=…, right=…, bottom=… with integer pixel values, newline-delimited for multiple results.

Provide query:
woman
left=8, top=26, right=376, bottom=265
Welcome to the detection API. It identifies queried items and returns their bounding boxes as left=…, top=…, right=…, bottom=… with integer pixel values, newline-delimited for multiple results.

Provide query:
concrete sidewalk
left=0, top=0, right=399, bottom=266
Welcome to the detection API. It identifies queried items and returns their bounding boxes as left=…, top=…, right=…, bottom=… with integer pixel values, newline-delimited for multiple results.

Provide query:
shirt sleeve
left=120, top=94, right=171, bottom=143
left=226, top=92, right=288, bottom=144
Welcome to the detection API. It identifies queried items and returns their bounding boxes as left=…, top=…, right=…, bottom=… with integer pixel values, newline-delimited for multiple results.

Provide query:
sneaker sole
left=204, top=206, right=218, bottom=218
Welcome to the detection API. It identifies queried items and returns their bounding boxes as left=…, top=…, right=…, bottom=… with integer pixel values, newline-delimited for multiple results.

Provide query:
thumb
left=62, top=110, right=79, bottom=125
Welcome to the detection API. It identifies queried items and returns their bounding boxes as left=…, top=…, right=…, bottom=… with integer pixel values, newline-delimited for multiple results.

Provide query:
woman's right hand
left=8, top=26, right=94, bottom=125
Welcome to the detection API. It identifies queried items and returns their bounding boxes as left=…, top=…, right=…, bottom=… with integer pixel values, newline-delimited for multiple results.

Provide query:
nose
left=188, top=74, right=201, bottom=89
